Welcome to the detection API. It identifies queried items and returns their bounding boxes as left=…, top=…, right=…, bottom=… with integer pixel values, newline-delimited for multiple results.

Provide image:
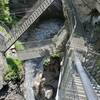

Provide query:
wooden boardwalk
left=0, top=0, right=54, bottom=52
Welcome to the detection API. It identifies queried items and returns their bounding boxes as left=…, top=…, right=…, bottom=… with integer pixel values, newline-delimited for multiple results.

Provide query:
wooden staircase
left=1, top=0, right=54, bottom=52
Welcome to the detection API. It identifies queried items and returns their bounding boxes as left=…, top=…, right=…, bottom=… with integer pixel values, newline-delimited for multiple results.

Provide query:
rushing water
left=24, top=58, right=44, bottom=100
left=24, top=18, right=64, bottom=100
left=34, top=19, right=64, bottom=40
left=22, top=18, right=64, bottom=42
left=24, top=60, right=36, bottom=100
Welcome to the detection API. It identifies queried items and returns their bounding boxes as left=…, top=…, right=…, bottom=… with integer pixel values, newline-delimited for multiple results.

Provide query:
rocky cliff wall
left=73, top=0, right=100, bottom=22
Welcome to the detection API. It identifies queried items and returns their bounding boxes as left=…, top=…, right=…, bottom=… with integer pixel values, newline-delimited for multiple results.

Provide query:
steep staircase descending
left=56, top=50, right=99, bottom=100
left=1, top=0, right=54, bottom=52
left=56, top=51, right=87, bottom=100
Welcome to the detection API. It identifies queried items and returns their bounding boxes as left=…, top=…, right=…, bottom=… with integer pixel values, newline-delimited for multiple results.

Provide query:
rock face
left=73, top=0, right=100, bottom=22
left=5, top=91, right=24, bottom=100
left=41, top=0, right=64, bottom=19
left=73, top=0, right=100, bottom=52
left=33, top=55, right=61, bottom=100
left=96, top=0, right=100, bottom=13
left=84, top=0, right=100, bottom=13
left=0, top=82, right=24, bottom=100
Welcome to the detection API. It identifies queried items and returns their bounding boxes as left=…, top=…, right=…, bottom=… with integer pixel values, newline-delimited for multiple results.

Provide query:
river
left=21, top=18, right=64, bottom=41
left=24, top=18, right=64, bottom=100
left=24, top=57, right=43, bottom=100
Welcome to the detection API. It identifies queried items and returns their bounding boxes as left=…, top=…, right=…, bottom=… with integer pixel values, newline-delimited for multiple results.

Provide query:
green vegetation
left=15, top=41, right=25, bottom=51
left=0, top=0, right=12, bottom=25
left=0, top=25, right=7, bottom=33
left=51, top=52, right=60, bottom=58
left=4, top=57, right=23, bottom=82
left=96, top=59, right=100, bottom=68
left=43, top=58, right=50, bottom=67
left=43, top=52, right=61, bottom=67
left=0, top=25, right=10, bottom=39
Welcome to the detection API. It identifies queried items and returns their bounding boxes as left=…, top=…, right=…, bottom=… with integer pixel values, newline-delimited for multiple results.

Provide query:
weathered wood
left=1, top=0, right=55, bottom=52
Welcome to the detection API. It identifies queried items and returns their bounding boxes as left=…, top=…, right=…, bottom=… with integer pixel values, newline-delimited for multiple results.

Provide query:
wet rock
left=40, top=85, right=54, bottom=100
left=5, top=91, right=24, bottom=100
left=34, top=55, right=61, bottom=100
left=8, top=82, right=18, bottom=90
left=33, top=72, right=43, bottom=96
left=0, top=84, right=9, bottom=100
left=0, top=81, right=24, bottom=100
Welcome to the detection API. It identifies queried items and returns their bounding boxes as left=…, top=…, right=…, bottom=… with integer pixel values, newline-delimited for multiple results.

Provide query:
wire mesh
left=83, top=50, right=100, bottom=98
left=56, top=50, right=88, bottom=100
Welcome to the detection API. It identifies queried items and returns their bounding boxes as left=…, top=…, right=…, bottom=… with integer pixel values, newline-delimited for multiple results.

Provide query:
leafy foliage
left=43, top=58, right=50, bottom=67
left=0, top=25, right=7, bottom=33
left=0, top=25, right=11, bottom=39
left=15, top=41, right=25, bottom=51
left=4, top=57, right=23, bottom=82
left=51, top=52, right=60, bottom=58
left=0, top=0, right=12, bottom=24
left=43, top=52, right=61, bottom=67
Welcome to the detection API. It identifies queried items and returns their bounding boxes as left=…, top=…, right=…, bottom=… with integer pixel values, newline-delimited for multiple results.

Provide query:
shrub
left=0, top=0, right=12, bottom=24
left=43, top=58, right=50, bottom=67
left=51, top=52, right=60, bottom=58
left=43, top=53, right=60, bottom=66
left=15, top=41, right=25, bottom=51
left=0, top=25, right=10, bottom=39
left=4, top=57, right=23, bottom=82
left=0, top=25, right=7, bottom=34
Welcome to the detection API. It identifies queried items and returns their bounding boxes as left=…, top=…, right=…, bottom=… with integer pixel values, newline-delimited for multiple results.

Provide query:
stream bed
left=21, top=18, right=64, bottom=41
left=24, top=18, right=64, bottom=100
left=24, top=58, right=43, bottom=100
